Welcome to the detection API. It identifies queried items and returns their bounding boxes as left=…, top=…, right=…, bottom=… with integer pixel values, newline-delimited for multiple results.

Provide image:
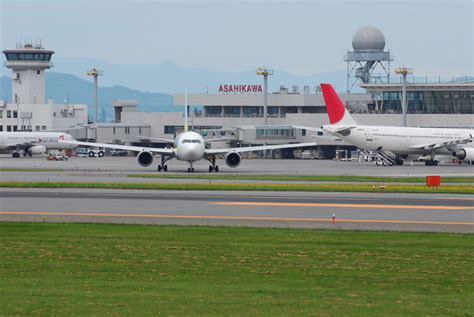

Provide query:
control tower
left=344, top=26, right=393, bottom=93
left=3, top=43, right=54, bottom=104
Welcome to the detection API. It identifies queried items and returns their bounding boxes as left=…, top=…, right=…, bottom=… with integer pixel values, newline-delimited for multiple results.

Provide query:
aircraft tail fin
left=320, top=83, right=356, bottom=125
left=184, top=90, right=189, bottom=132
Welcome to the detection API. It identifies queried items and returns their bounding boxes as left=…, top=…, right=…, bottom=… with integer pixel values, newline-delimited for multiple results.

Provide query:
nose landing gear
left=187, top=162, right=195, bottom=173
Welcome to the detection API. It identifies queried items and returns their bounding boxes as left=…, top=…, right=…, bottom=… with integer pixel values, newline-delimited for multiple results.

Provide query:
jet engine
left=137, top=151, right=154, bottom=167
left=454, top=148, right=474, bottom=161
left=225, top=152, right=241, bottom=168
left=28, top=145, right=46, bottom=156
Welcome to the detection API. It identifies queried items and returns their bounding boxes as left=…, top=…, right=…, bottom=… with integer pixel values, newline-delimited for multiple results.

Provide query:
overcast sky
left=1, top=0, right=473, bottom=77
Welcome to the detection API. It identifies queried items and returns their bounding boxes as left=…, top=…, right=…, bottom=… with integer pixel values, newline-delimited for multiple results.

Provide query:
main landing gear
left=157, top=155, right=171, bottom=172
left=394, top=157, right=404, bottom=166
left=207, top=155, right=219, bottom=172
left=425, top=159, right=439, bottom=166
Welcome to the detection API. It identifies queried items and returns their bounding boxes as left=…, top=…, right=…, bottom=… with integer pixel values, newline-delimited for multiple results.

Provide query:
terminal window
left=256, top=128, right=295, bottom=138
left=164, top=126, right=175, bottom=134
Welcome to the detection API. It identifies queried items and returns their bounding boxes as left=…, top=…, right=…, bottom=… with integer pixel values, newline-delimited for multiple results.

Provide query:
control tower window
left=6, top=53, right=51, bottom=61
left=24, top=53, right=33, bottom=60
left=6, top=53, right=18, bottom=60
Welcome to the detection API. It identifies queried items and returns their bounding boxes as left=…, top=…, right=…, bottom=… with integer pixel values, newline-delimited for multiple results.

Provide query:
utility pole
left=256, top=67, right=274, bottom=125
left=86, top=68, right=103, bottom=123
left=395, top=67, right=413, bottom=127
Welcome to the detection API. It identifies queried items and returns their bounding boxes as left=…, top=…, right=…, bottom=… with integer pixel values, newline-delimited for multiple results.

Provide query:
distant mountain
left=452, top=76, right=474, bottom=83
left=0, top=72, right=174, bottom=121
left=51, top=58, right=350, bottom=94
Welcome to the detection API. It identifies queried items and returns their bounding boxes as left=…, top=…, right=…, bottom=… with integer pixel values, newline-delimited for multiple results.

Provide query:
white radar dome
left=352, top=25, right=385, bottom=51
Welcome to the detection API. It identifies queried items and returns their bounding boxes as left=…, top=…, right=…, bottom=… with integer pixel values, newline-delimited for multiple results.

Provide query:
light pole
left=395, top=67, right=413, bottom=127
left=86, top=68, right=103, bottom=123
left=256, top=67, right=274, bottom=125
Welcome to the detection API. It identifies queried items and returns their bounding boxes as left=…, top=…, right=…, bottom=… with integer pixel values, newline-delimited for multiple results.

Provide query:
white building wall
left=12, top=69, right=46, bottom=104
left=0, top=102, right=88, bottom=132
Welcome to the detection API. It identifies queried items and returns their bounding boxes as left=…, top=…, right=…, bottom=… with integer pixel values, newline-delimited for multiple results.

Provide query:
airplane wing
left=292, top=126, right=342, bottom=141
left=292, top=126, right=323, bottom=132
left=204, top=137, right=235, bottom=143
left=138, top=135, right=233, bottom=143
left=409, top=137, right=473, bottom=151
left=205, top=142, right=317, bottom=155
left=60, top=140, right=175, bottom=155
left=137, top=136, right=175, bottom=143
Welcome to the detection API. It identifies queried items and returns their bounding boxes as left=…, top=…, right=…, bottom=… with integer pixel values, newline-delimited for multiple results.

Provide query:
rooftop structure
left=1, top=42, right=87, bottom=132
left=345, top=26, right=393, bottom=92
left=3, top=43, right=55, bottom=104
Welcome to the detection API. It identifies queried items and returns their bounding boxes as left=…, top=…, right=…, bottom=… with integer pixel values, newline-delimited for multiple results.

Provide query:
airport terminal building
left=2, top=27, right=473, bottom=159
left=99, top=80, right=471, bottom=159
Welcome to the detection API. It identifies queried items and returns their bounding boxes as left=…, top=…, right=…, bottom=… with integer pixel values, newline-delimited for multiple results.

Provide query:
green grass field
left=0, top=223, right=472, bottom=316
left=130, top=173, right=474, bottom=183
left=0, top=180, right=472, bottom=194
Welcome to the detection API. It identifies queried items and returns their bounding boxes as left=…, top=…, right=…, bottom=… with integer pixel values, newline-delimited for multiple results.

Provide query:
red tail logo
left=59, top=134, right=64, bottom=141
left=320, top=83, right=345, bottom=124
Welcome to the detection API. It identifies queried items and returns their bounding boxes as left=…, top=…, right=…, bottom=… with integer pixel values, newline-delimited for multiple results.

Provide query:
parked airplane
left=60, top=97, right=316, bottom=172
left=297, top=83, right=473, bottom=166
left=0, top=132, right=77, bottom=157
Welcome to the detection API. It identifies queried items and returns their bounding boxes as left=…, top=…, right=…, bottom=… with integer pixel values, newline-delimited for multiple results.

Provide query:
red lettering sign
left=218, top=84, right=263, bottom=94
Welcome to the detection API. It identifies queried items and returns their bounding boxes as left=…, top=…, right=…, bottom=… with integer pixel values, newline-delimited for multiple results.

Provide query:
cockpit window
left=182, top=139, right=201, bottom=144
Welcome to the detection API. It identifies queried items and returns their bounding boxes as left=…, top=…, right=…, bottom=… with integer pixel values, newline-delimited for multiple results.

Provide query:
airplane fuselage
left=174, top=131, right=206, bottom=162
left=0, top=132, right=77, bottom=150
left=323, top=125, right=474, bottom=155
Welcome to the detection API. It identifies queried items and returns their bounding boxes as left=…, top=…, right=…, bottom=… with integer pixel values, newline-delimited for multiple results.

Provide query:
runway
left=1, top=188, right=473, bottom=233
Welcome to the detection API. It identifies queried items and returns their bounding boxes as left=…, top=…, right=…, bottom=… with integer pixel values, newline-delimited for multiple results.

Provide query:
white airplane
left=0, top=132, right=77, bottom=157
left=61, top=97, right=316, bottom=172
left=297, top=83, right=473, bottom=166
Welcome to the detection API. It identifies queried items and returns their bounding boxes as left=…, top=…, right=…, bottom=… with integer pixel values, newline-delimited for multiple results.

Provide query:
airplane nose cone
left=179, top=144, right=204, bottom=161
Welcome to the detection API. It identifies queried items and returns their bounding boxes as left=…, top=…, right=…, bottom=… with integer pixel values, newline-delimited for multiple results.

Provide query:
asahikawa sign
left=218, top=84, right=263, bottom=94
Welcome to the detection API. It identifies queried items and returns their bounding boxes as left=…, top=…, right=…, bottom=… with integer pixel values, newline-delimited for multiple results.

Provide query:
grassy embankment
left=0, top=181, right=472, bottom=194
left=0, top=223, right=472, bottom=316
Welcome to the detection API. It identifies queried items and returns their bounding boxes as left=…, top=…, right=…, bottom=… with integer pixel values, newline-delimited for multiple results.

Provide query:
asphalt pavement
left=1, top=188, right=472, bottom=233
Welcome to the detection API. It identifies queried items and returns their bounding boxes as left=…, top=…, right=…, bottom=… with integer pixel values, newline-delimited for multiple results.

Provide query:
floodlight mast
left=86, top=68, right=104, bottom=123
left=395, top=67, right=413, bottom=127
left=256, top=67, right=274, bottom=125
